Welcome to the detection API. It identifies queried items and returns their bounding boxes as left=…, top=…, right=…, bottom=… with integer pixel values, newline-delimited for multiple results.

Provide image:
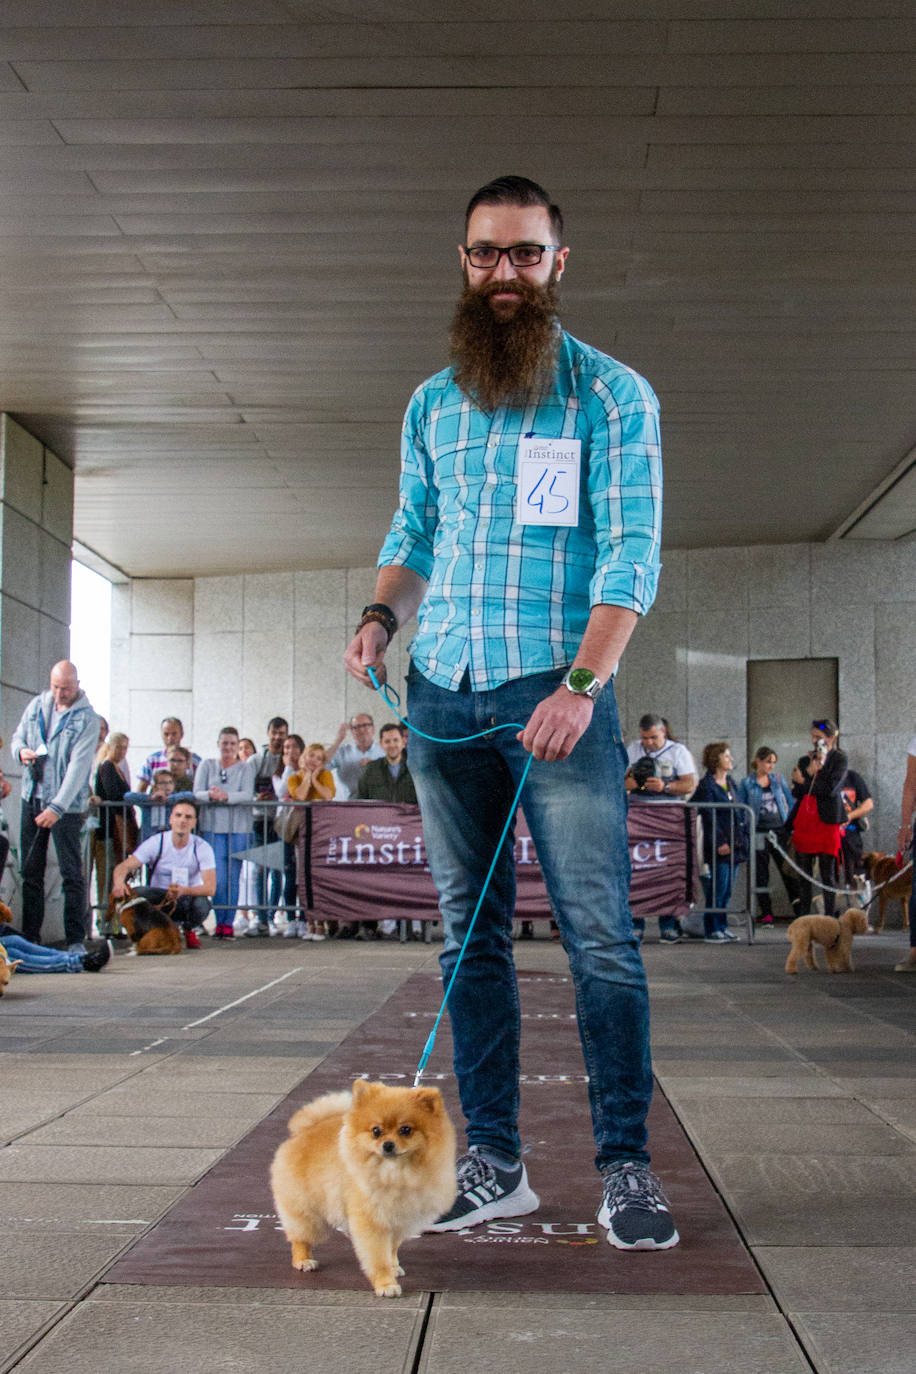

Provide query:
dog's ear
left=351, top=1078, right=370, bottom=1102
left=0, top=899, right=13, bottom=924
left=413, top=1088, right=442, bottom=1115
left=8, top=959, right=22, bottom=971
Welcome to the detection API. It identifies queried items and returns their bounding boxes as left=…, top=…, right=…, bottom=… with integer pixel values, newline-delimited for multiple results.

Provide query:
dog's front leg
left=348, top=1212, right=402, bottom=1298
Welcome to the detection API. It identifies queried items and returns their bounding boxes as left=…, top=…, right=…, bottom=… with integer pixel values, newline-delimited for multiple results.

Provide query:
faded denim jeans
left=407, top=664, right=652, bottom=1173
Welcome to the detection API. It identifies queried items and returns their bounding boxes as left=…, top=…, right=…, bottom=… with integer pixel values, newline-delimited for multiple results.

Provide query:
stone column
left=0, top=414, right=74, bottom=930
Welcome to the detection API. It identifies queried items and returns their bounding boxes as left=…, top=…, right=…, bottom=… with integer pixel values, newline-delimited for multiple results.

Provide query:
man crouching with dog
left=111, top=800, right=215, bottom=951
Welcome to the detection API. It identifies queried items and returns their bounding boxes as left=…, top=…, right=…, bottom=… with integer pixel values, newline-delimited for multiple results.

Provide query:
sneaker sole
left=427, top=1182, right=541, bottom=1232
left=597, top=1202, right=680, bottom=1250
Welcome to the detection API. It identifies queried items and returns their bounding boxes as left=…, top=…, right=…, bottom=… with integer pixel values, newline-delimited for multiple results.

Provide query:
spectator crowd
left=1, top=660, right=912, bottom=973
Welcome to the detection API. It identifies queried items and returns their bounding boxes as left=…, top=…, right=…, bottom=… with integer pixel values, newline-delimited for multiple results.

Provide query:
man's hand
left=517, top=688, right=594, bottom=762
left=166, top=882, right=182, bottom=900
left=642, top=776, right=666, bottom=793
left=343, top=622, right=389, bottom=689
left=19, top=747, right=38, bottom=764
left=35, top=808, right=59, bottom=828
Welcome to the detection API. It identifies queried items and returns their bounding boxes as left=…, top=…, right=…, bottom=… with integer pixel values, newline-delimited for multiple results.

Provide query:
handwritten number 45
left=527, top=467, right=569, bottom=514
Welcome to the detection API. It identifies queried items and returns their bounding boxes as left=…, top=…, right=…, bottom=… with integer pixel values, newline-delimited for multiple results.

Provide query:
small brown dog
left=113, top=890, right=183, bottom=955
left=270, top=1078, right=456, bottom=1297
left=785, top=907, right=869, bottom=974
left=861, top=852, right=912, bottom=932
left=0, top=940, right=22, bottom=996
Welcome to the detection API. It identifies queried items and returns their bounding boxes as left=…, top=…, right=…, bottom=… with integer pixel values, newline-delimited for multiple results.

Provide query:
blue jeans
left=406, top=665, right=652, bottom=1172
left=20, top=801, right=86, bottom=945
left=0, top=929, right=82, bottom=973
left=204, top=832, right=246, bottom=917
left=702, top=860, right=734, bottom=935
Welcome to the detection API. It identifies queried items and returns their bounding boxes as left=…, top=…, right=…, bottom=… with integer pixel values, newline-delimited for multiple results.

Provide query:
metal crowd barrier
left=89, top=795, right=761, bottom=942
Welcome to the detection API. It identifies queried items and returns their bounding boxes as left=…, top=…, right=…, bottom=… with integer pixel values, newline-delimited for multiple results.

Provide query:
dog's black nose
left=382, top=1139, right=396, bottom=1154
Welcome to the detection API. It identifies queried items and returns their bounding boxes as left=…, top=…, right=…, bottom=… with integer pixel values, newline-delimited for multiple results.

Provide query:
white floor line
left=181, top=967, right=303, bottom=1030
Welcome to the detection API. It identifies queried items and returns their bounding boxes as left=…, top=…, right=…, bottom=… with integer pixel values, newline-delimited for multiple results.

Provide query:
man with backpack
left=111, top=800, right=215, bottom=948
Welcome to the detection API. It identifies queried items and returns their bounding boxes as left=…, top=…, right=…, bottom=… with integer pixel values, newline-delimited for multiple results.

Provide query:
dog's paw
left=292, top=1258, right=318, bottom=1272
left=374, top=1280, right=402, bottom=1298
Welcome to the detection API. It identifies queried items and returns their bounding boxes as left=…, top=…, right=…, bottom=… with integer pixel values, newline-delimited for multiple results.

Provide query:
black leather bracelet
left=358, top=603, right=397, bottom=643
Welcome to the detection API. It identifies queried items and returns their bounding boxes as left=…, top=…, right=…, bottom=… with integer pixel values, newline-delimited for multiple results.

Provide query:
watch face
left=567, top=668, right=596, bottom=693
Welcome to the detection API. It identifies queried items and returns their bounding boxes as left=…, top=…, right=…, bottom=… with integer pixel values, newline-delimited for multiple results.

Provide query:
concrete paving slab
left=659, top=1075, right=845, bottom=1098
left=12, top=1298, right=425, bottom=1374
left=0, top=1301, right=66, bottom=1369
left=832, top=1077, right=916, bottom=1097
left=2, top=1233, right=134, bottom=1300
left=679, top=1120, right=914, bottom=1156
left=755, top=1247, right=916, bottom=1312
left=418, top=1307, right=810, bottom=1374
left=672, top=1096, right=877, bottom=1126
left=126, top=1057, right=321, bottom=1090
left=65, top=1090, right=283, bottom=1118
left=791, top=1311, right=916, bottom=1374
left=90, top=1284, right=426, bottom=1308
left=0, top=1144, right=225, bottom=1186
left=0, top=1182, right=185, bottom=1235
left=22, top=1115, right=255, bottom=1149
left=433, top=1291, right=777, bottom=1312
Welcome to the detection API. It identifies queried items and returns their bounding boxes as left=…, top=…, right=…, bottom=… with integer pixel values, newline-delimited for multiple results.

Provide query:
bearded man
left=344, top=176, right=674, bottom=1251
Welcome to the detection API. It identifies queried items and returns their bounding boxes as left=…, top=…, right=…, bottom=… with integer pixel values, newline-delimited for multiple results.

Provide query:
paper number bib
left=515, top=437, right=581, bottom=527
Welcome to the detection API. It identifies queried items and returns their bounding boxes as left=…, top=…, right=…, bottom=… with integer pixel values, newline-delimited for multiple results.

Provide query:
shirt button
left=487, top=439, right=498, bottom=448
left=471, top=609, right=480, bottom=616
left=475, top=563, right=482, bottom=571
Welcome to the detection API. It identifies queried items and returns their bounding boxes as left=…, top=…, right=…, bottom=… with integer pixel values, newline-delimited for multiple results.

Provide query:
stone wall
left=109, top=539, right=916, bottom=857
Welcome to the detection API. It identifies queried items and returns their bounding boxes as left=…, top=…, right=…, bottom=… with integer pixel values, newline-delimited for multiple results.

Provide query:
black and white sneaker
left=427, top=1146, right=540, bottom=1232
left=597, top=1161, right=679, bottom=1250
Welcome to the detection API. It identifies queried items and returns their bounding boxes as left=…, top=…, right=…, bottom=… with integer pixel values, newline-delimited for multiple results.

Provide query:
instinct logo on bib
left=516, top=436, right=581, bottom=527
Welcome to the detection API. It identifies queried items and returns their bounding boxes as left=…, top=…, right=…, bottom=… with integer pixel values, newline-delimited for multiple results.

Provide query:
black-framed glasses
left=464, top=243, right=561, bottom=269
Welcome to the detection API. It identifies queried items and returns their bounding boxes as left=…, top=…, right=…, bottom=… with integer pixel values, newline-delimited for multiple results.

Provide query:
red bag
left=792, top=793, right=841, bottom=857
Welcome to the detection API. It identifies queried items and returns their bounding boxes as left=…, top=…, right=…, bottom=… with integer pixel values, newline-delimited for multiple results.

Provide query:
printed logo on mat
left=224, top=1213, right=598, bottom=1245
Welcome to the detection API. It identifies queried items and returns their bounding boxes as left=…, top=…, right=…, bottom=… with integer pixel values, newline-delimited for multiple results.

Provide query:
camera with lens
left=629, top=755, right=658, bottom=790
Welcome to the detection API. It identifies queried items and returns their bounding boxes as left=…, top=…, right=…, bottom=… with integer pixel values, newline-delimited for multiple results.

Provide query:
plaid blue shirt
left=378, top=330, right=662, bottom=691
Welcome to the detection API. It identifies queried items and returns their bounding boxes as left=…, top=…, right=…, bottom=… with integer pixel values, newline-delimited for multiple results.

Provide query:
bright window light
left=70, top=562, right=111, bottom=720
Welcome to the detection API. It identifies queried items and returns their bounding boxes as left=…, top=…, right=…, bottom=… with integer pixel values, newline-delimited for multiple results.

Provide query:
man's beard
left=449, top=275, right=560, bottom=413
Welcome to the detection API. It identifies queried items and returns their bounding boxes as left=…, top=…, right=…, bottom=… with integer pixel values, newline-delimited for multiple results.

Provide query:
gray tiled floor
left=0, top=925, right=912, bottom=1374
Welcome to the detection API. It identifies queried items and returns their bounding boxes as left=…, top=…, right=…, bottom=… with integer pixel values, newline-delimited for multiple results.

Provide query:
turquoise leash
left=365, top=666, right=534, bottom=1085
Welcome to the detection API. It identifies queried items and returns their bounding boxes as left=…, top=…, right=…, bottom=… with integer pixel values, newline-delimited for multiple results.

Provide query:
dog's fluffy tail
left=286, top=1090, right=352, bottom=1136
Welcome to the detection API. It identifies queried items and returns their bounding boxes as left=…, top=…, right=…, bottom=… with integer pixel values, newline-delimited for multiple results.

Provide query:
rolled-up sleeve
left=584, top=367, right=662, bottom=616
left=377, top=389, right=439, bottom=579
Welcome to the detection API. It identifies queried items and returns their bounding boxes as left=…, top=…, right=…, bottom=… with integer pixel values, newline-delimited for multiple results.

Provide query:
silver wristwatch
left=561, top=667, right=604, bottom=701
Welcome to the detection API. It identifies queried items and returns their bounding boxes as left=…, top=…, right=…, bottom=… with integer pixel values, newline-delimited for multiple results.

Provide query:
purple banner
left=303, top=800, right=694, bottom=924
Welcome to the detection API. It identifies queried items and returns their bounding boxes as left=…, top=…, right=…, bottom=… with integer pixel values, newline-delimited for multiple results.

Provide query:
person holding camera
left=625, top=715, right=697, bottom=800
left=10, top=661, right=100, bottom=953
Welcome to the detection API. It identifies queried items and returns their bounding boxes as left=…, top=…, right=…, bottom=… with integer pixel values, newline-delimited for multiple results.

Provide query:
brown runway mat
left=105, top=970, right=764, bottom=1295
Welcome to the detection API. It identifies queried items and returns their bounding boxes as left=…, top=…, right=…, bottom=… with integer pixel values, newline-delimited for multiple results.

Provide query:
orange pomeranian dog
left=269, top=1078, right=456, bottom=1298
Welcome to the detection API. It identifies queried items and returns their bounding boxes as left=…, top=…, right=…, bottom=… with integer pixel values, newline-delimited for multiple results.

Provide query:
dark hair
left=267, top=716, right=288, bottom=732
left=754, top=745, right=777, bottom=764
left=218, top=726, right=239, bottom=740
left=287, top=733, right=305, bottom=751
left=465, top=175, right=564, bottom=242
left=702, top=741, right=731, bottom=774
left=161, top=716, right=183, bottom=731
left=379, top=723, right=402, bottom=740
left=170, top=797, right=199, bottom=820
left=638, top=713, right=665, bottom=733
left=811, top=718, right=838, bottom=738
